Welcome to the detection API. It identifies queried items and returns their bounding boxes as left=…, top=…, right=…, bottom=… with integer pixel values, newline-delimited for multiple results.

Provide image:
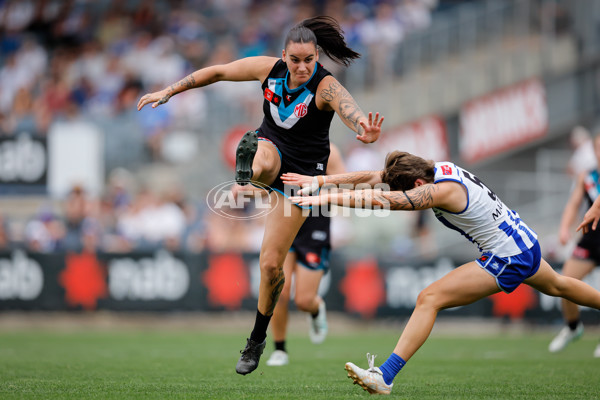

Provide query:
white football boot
left=548, top=323, right=584, bottom=353
left=309, top=300, right=328, bottom=344
left=345, top=353, right=393, bottom=395
left=266, top=350, right=289, bottom=366
left=593, top=343, right=600, bottom=358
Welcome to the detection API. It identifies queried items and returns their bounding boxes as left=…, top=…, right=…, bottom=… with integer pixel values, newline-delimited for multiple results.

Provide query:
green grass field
left=0, top=325, right=598, bottom=399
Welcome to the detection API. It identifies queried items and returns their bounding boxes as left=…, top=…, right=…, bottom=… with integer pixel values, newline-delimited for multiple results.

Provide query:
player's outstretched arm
left=317, top=76, right=383, bottom=143
left=137, top=56, right=277, bottom=110
left=577, top=196, right=600, bottom=234
left=559, top=172, right=585, bottom=242
left=281, top=170, right=383, bottom=195
left=289, top=181, right=464, bottom=212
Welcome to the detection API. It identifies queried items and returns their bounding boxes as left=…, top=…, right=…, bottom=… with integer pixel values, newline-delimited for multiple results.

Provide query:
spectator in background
left=0, top=214, right=11, bottom=251
left=397, top=0, right=434, bottom=33
left=62, top=184, right=91, bottom=251
left=24, top=208, right=65, bottom=253
left=357, top=1, right=404, bottom=85
left=567, top=126, right=596, bottom=178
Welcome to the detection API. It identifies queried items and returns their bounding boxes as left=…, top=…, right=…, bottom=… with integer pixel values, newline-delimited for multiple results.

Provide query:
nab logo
left=441, top=165, right=452, bottom=175
left=294, top=103, right=308, bottom=118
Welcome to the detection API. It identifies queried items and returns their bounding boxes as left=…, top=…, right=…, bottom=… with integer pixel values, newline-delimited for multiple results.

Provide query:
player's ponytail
left=284, top=16, right=360, bottom=67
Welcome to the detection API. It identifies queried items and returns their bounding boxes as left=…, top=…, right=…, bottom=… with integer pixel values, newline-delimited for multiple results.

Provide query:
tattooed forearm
left=266, top=269, right=285, bottom=315
left=169, top=73, right=198, bottom=95
left=339, top=98, right=366, bottom=135
left=387, top=184, right=437, bottom=210
left=324, top=170, right=382, bottom=186
left=322, top=81, right=367, bottom=135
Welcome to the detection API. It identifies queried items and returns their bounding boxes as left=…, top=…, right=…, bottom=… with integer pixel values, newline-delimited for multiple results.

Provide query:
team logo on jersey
left=294, top=103, right=308, bottom=118
left=441, top=165, right=452, bottom=175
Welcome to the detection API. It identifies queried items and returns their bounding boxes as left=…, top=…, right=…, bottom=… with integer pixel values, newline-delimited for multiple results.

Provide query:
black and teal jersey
left=257, top=60, right=334, bottom=173
left=583, top=169, right=600, bottom=207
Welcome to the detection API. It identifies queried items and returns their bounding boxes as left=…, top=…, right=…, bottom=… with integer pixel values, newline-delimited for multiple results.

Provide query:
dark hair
left=284, top=16, right=360, bottom=67
left=381, top=151, right=435, bottom=191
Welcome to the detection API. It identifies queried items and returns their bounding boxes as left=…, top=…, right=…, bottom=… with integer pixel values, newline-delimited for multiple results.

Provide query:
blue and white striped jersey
left=431, top=162, right=538, bottom=257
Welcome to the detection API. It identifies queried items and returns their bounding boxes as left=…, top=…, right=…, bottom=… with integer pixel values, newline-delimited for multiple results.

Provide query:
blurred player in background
left=137, top=16, right=383, bottom=376
left=548, top=133, right=600, bottom=357
left=285, top=151, right=600, bottom=395
left=265, top=144, right=345, bottom=367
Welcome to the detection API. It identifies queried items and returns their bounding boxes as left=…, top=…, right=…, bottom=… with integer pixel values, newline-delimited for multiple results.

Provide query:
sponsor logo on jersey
left=316, top=163, right=324, bottom=171
left=264, top=88, right=281, bottom=105
left=441, top=165, right=452, bottom=175
left=294, top=103, right=308, bottom=118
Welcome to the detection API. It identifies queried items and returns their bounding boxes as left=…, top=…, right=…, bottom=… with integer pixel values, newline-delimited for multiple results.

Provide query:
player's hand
left=137, top=89, right=172, bottom=111
left=576, top=208, right=600, bottom=234
left=356, top=112, right=384, bottom=144
left=558, top=226, right=571, bottom=246
left=289, top=194, right=327, bottom=207
left=281, top=173, right=321, bottom=195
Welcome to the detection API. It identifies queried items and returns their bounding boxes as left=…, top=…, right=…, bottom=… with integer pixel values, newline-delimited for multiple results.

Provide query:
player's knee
left=259, top=258, right=283, bottom=279
left=294, top=295, right=313, bottom=312
left=415, top=287, right=440, bottom=309
left=548, top=276, right=569, bottom=296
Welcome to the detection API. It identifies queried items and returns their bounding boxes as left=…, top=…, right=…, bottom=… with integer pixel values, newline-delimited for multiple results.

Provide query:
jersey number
left=462, top=170, right=497, bottom=201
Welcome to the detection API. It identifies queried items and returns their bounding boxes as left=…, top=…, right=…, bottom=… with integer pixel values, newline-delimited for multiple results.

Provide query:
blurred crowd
left=0, top=0, right=437, bottom=254
left=0, top=0, right=436, bottom=139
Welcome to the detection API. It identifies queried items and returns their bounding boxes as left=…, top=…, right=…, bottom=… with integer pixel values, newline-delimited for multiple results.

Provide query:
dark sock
left=568, top=320, right=580, bottom=331
left=275, top=340, right=286, bottom=352
left=311, top=309, right=319, bottom=319
left=249, top=309, right=271, bottom=343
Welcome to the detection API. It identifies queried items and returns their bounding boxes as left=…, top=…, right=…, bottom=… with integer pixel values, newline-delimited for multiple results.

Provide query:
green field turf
left=0, top=327, right=598, bottom=399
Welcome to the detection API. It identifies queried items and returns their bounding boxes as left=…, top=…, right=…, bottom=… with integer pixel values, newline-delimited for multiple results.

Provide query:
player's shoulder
left=433, top=161, right=462, bottom=184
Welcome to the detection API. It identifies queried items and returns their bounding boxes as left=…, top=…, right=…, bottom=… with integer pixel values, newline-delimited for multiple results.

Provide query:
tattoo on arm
left=326, top=171, right=381, bottom=186
left=321, top=82, right=367, bottom=135
left=169, top=74, right=198, bottom=95
left=385, top=184, right=437, bottom=210
left=339, top=97, right=365, bottom=135
left=266, top=269, right=285, bottom=315
left=320, top=81, right=342, bottom=102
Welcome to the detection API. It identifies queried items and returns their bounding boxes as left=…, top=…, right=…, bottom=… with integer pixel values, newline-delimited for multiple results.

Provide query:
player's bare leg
left=294, top=266, right=327, bottom=344
left=392, top=262, right=498, bottom=361
left=346, top=262, right=498, bottom=395
left=236, top=194, right=306, bottom=375
left=266, top=252, right=296, bottom=366
left=548, top=258, right=594, bottom=352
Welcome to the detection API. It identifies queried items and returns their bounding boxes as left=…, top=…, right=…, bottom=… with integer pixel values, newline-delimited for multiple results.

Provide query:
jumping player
left=266, top=144, right=346, bottom=366
left=284, top=151, right=600, bottom=395
left=548, top=133, right=600, bottom=357
left=137, top=16, right=383, bottom=375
